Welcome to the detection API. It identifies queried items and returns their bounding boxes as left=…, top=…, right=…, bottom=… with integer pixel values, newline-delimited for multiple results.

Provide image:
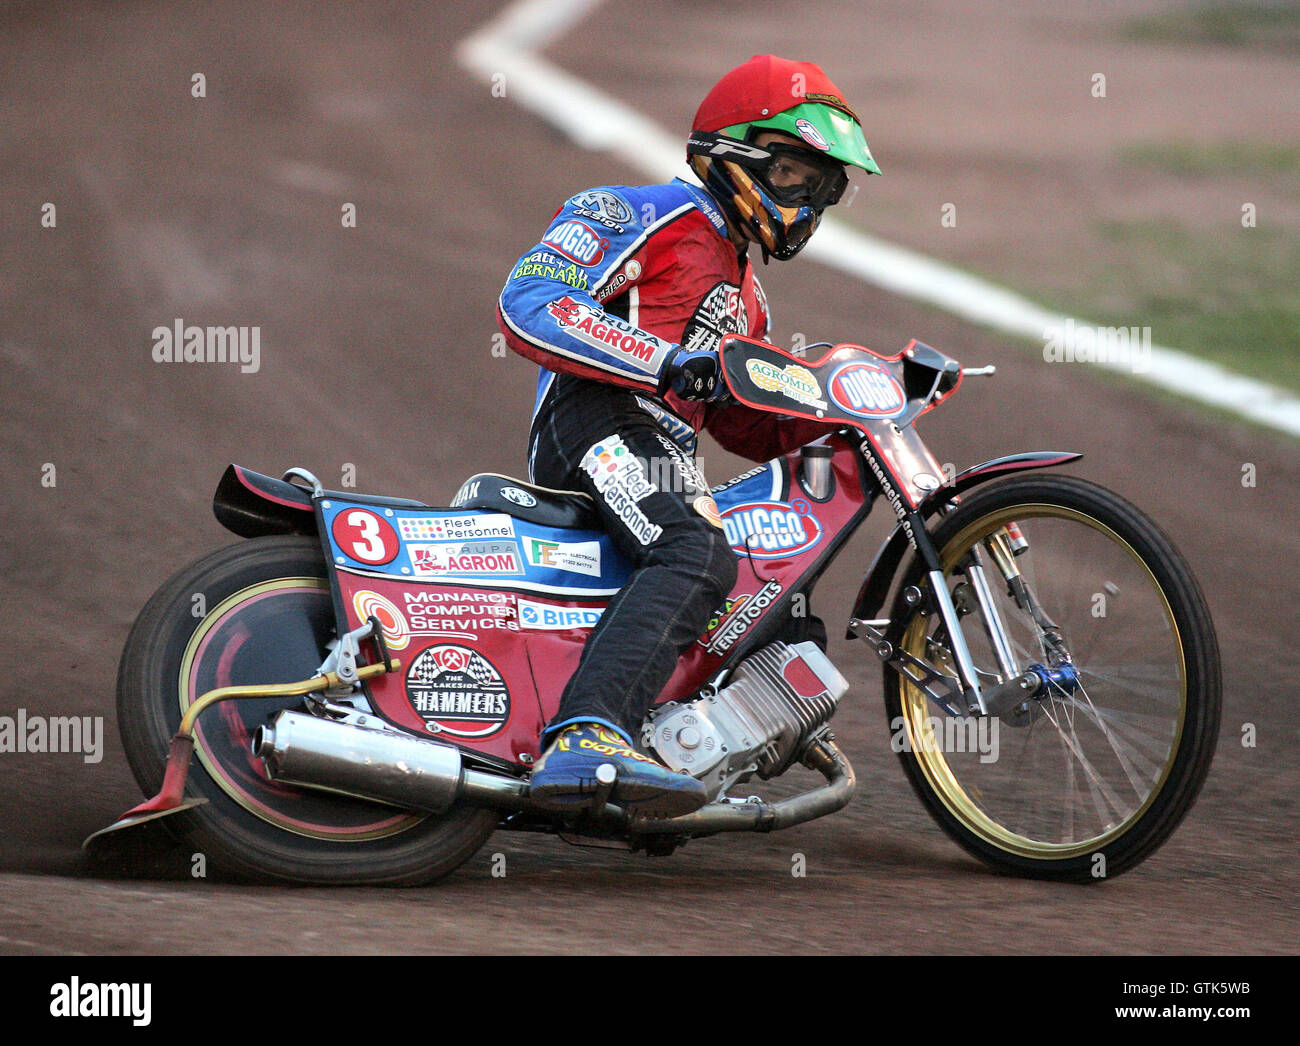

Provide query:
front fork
left=852, top=511, right=1078, bottom=720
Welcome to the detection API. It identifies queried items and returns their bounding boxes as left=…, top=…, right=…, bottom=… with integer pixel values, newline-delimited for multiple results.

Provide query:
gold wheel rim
left=179, top=577, right=426, bottom=842
left=900, top=504, right=1187, bottom=860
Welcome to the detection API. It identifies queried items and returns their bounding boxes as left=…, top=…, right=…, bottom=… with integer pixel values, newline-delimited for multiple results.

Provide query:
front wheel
left=882, top=475, right=1221, bottom=881
left=116, top=535, right=498, bottom=885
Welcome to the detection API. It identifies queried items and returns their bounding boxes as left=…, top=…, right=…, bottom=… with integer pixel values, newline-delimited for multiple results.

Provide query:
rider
left=496, top=54, right=880, bottom=818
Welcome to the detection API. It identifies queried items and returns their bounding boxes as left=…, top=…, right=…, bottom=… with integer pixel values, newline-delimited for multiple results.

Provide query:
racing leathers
left=497, top=178, right=832, bottom=745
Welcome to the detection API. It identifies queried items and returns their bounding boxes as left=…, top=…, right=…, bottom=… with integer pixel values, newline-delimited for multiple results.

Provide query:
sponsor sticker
left=581, top=435, right=655, bottom=502
left=332, top=508, right=400, bottom=566
left=517, top=598, right=604, bottom=631
left=745, top=359, right=827, bottom=409
left=694, top=495, right=723, bottom=529
left=403, top=589, right=517, bottom=633
left=409, top=541, right=523, bottom=576
left=700, top=579, right=783, bottom=654
left=500, top=486, right=538, bottom=508
left=572, top=208, right=626, bottom=233
left=405, top=644, right=511, bottom=737
left=681, top=281, right=748, bottom=356
left=352, top=590, right=410, bottom=650
left=804, top=91, right=852, bottom=113
left=604, top=491, right=662, bottom=545
left=571, top=190, right=634, bottom=225
left=542, top=220, right=608, bottom=266
left=651, top=431, right=708, bottom=495
left=510, top=253, right=590, bottom=290
left=524, top=537, right=602, bottom=577
left=580, top=435, right=663, bottom=545
left=399, top=514, right=515, bottom=542
left=709, top=463, right=769, bottom=495
left=693, top=189, right=727, bottom=231
left=794, top=117, right=830, bottom=151
left=546, top=295, right=674, bottom=374
left=828, top=361, right=907, bottom=419
left=721, top=501, right=823, bottom=558
left=594, top=258, right=644, bottom=303
left=752, top=276, right=769, bottom=329
left=450, top=480, right=481, bottom=507
left=635, top=396, right=698, bottom=454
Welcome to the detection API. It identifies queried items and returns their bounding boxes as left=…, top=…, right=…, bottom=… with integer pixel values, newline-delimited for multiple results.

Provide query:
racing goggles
left=755, top=143, right=849, bottom=210
left=688, top=131, right=849, bottom=211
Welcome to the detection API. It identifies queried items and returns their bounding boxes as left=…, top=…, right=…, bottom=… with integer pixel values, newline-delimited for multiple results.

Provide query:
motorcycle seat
left=451, top=473, right=601, bottom=532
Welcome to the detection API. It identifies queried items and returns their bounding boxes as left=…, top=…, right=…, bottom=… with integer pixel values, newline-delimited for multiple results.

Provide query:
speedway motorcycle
left=89, top=336, right=1221, bottom=883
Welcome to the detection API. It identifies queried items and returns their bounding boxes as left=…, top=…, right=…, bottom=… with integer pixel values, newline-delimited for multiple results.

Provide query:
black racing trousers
left=529, top=375, right=738, bottom=744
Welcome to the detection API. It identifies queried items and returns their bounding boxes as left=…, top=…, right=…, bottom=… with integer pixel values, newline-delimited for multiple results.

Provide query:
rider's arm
left=704, top=403, right=837, bottom=463
left=699, top=275, right=835, bottom=461
left=496, top=187, right=694, bottom=392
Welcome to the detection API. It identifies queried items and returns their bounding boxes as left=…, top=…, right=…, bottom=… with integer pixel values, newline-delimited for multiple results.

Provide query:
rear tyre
left=117, top=535, right=497, bottom=885
left=883, top=476, right=1220, bottom=881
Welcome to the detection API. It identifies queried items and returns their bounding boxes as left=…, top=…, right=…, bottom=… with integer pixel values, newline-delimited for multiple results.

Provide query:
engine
left=642, top=641, right=849, bottom=798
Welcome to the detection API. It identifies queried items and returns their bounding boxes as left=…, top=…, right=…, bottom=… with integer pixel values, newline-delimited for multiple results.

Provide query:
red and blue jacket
left=497, top=179, right=833, bottom=466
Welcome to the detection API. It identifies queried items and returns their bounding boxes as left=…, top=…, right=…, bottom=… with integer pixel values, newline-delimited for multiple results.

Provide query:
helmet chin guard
left=724, top=160, right=821, bottom=260
left=689, top=150, right=823, bottom=262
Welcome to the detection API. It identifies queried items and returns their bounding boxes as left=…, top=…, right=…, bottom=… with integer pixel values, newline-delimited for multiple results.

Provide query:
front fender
left=845, top=451, right=1080, bottom=631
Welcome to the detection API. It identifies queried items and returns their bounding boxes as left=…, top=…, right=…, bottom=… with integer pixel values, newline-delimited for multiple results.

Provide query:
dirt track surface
left=2, top=1, right=1297, bottom=955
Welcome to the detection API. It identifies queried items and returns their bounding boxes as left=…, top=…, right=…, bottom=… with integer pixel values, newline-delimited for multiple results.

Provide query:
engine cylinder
left=646, top=641, right=849, bottom=794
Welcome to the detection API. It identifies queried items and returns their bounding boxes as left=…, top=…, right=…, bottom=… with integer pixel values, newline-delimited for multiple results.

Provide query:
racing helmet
left=687, top=54, right=880, bottom=260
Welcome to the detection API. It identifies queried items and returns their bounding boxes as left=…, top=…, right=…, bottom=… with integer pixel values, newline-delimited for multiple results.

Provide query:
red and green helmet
left=687, top=55, right=880, bottom=260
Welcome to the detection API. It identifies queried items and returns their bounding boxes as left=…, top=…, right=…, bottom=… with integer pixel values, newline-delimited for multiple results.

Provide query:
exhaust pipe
left=254, top=711, right=465, bottom=814
left=254, top=711, right=858, bottom=838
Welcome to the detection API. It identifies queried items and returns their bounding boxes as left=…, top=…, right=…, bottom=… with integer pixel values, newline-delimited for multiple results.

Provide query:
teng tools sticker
left=404, top=644, right=511, bottom=738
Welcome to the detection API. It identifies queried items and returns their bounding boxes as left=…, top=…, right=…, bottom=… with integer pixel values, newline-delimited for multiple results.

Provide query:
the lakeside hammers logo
left=405, top=644, right=511, bottom=737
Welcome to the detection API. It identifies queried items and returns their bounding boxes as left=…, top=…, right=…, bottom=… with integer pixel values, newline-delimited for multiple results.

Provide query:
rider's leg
left=527, top=378, right=737, bottom=815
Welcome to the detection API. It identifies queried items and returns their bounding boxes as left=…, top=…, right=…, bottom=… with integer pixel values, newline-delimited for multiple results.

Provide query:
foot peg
left=591, top=762, right=617, bottom=813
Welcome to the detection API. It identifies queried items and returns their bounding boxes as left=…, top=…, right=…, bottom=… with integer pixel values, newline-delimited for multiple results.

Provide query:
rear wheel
left=117, top=535, right=497, bottom=885
left=883, top=476, right=1220, bottom=881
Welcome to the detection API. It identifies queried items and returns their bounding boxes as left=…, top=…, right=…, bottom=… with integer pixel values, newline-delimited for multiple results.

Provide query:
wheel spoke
left=886, top=479, right=1216, bottom=875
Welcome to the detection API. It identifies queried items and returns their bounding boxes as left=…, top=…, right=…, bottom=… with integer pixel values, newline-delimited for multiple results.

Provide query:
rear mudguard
left=846, top=451, right=1080, bottom=634
left=212, top=464, right=427, bottom=539
left=213, top=465, right=315, bottom=537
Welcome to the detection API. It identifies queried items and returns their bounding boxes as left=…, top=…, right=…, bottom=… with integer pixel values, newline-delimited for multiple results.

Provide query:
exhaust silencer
left=254, top=711, right=464, bottom=814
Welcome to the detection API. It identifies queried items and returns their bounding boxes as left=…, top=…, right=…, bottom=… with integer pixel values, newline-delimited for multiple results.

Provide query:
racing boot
left=528, top=723, right=709, bottom=819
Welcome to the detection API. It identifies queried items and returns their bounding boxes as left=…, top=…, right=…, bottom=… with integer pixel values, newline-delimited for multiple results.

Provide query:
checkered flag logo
left=409, top=651, right=442, bottom=684
left=465, top=655, right=498, bottom=686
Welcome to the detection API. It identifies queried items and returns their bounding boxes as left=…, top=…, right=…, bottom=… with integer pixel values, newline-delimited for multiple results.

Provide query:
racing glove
left=661, top=345, right=728, bottom=403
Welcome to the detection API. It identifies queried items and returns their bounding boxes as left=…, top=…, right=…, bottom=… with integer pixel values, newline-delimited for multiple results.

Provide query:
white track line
left=458, top=0, right=1300, bottom=438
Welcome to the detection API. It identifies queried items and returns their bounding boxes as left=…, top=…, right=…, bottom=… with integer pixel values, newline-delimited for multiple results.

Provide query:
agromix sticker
left=745, top=359, right=827, bottom=410
left=405, top=644, right=511, bottom=738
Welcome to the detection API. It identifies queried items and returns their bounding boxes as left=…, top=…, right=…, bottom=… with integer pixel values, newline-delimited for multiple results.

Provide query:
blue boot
left=529, top=723, right=709, bottom=819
